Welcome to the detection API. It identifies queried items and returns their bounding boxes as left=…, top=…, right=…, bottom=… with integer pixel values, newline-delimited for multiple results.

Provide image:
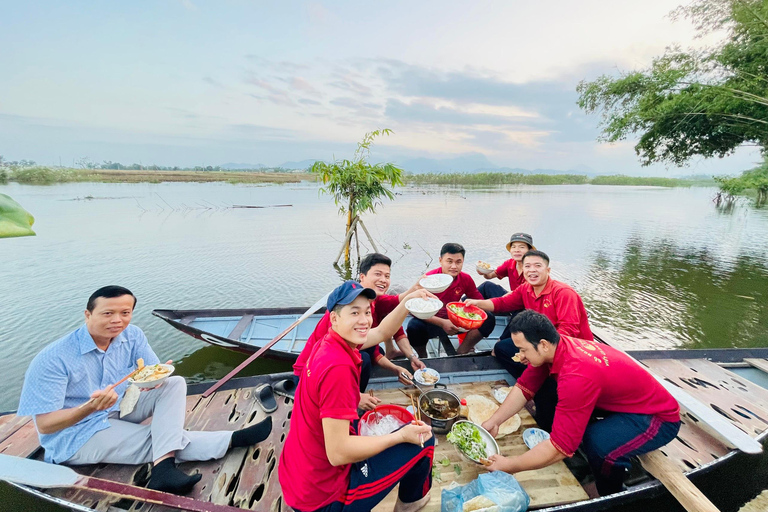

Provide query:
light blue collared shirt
left=17, top=324, right=159, bottom=463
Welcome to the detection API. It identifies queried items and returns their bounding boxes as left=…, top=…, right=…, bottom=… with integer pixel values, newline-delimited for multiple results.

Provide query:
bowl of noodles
left=129, top=363, right=175, bottom=389
left=446, top=302, right=487, bottom=330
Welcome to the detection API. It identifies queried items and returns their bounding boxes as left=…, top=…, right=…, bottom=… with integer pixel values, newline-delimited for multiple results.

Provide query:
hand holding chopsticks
left=78, top=358, right=145, bottom=410
left=408, top=394, right=425, bottom=448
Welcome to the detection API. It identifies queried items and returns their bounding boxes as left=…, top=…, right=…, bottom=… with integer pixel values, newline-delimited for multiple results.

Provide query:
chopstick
left=409, top=394, right=424, bottom=448
left=78, top=359, right=145, bottom=409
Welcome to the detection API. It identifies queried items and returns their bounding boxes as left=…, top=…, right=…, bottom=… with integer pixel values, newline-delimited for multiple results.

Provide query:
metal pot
left=418, top=384, right=461, bottom=434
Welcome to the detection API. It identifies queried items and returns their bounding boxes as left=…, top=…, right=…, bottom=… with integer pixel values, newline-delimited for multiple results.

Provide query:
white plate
left=414, top=368, right=440, bottom=385
left=419, top=274, right=453, bottom=293
left=129, top=364, right=175, bottom=389
left=449, top=420, right=500, bottom=464
left=523, top=428, right=550, bottom=449
left=493, top=386, right=511, bottom=404
left=476, top=262, right=495, bottom=275
left=405, top=297, right=442, bottom=319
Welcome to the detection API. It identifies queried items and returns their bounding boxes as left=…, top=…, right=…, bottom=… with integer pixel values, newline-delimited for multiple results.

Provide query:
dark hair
left=440, top=243, right=466, bottom=257
left=507, top=310, right=560, bottom=348
left=522, top=249, right=550, bottom=265
left=87, top=285, right=137, bottom=312
left=359, top=253, right=392, bottom=275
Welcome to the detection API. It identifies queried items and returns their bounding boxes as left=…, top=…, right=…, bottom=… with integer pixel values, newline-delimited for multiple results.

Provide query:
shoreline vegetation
left=0, top=165, right=717, bottom=188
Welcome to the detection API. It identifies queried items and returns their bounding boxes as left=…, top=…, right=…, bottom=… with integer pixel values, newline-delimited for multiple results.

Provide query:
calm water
left=1, top=181, right=768, bottom=413
left=2, top=180, right=768, bottom=508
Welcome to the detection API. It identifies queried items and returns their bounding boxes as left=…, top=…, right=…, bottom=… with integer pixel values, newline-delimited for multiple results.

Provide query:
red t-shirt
left=494, top=259, right=526, bottom=292
left=426, top=268, right=483, bottom=319
left=292, top=295, right=404, bottom=376
left=515, top=335, right=680, bottom=457
left=279, top=329, right=362, bottom=510
left=490, top=278, right=593, bottom=340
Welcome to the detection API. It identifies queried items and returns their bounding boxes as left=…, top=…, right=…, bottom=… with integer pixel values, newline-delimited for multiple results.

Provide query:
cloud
left=298, top=98, right=322, bottom=106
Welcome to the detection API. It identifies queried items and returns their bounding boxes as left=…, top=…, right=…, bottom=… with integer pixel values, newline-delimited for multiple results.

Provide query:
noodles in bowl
left=129, top=363, right=175, bottom=389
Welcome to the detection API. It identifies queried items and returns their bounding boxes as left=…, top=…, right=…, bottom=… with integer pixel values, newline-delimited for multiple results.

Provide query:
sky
left=0, top=0, right=761, bottom=175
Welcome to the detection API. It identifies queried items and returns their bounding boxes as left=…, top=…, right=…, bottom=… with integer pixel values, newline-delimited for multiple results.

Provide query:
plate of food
left=414, top=368, right=440, bottom=385
left=523, top=428, right=550, bottom=449
left=476, top=261, right=495, bottom=275
left=447, top=420, right=499, bottom=464
left=405, top=297, right=443, bottom=319
left=129, top=363, right=174, bottom=389
left=419, top=274, right=453, bottom=293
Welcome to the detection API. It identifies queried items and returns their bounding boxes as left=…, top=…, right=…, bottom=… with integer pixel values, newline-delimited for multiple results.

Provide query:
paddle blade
left=0, top=454, right=79, bottom=488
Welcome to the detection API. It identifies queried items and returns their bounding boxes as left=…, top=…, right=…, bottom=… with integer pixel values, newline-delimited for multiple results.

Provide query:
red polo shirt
left=292, top=295, right=404, bottom=376
left=494, top=259, right=526, bottom=292
left=279, top=329, right=362, bottom=510
left=426, top=268, right=483, bottom=319
left=515, top=335, right=680, bottom=457
left=490, top=278, right=593, bottom=340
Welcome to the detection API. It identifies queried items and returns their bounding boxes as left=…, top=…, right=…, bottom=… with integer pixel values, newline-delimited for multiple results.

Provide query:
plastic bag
left=441, top=472, right=529, bottom=512
left=359, top=413, right=407, bottom=436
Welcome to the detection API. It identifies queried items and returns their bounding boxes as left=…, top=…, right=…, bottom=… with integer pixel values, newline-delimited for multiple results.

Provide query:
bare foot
left=394, top=494, right=431, bottom=512
left=386, top=349, right=406, bottom=359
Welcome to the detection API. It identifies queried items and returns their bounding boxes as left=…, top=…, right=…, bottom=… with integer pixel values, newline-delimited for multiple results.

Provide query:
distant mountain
left=398, top=153, right=498, bottom=174
left=278, top=159, right=319, bottom=170
left=220, top=162, right=267, bottom=170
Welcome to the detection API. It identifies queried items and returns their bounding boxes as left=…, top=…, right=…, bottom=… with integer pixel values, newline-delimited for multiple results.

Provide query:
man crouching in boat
left=279, top=281, right=435, bottom=512
left=17, top=285, right=273, bottom=495
left=481, top=310, right=681, bottom=496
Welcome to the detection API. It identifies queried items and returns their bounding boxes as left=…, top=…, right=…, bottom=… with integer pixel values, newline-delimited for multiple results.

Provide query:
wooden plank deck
left=2, top=358, right=767, bottom=511
left=371, top=380, right=588, bottom=511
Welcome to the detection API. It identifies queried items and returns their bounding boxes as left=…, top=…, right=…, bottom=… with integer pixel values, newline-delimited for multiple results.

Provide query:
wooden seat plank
left=227, top=314, right=254, bottom=341
left=0, top=422, right=40, bottom=458
left=0, top=414, right=31, bottom=445
left=745, top=358, right=768, bottom=375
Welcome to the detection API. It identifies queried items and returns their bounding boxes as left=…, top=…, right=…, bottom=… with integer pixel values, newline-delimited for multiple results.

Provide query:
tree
left=311, top=129, right=404, bottom=266
left=577, top=0, right=768, bottom=167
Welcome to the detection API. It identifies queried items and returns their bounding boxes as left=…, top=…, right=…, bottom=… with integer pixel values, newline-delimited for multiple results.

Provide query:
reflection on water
left=1, top=181, right=768, bottom=415
left=580, top=237, right=768, bottom=350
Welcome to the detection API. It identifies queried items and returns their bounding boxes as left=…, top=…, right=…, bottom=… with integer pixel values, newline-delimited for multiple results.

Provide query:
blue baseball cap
left=327, top=280, right=377, bottom=311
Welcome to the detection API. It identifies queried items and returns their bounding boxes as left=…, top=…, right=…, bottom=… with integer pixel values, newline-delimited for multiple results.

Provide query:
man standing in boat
left=465, top=249, right=592, bottom=430
left=482, top=310, right=680, bottom=496
left=17, top=285, right=273, bottom=495
left=406, top=243, right=497, bottom=356
left=293, top=253, right=430, bottom=409
left=279, top=280, right=435, bottom=512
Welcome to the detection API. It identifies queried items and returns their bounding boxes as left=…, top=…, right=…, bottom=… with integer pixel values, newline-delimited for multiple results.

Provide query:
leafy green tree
left=311, top=129, right=404, bottom=266
left=577, top=0, right=768, bottom=167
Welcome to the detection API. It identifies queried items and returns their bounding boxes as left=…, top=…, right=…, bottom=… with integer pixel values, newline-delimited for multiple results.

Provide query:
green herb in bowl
left=447, top=421, right=489, bottom=462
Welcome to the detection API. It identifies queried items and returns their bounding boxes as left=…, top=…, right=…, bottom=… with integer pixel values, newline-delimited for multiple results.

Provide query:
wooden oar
left=638, top=450, right=720, bottom=512
left=0, top=454, right=245, bottom=512
left=202, top=291, right=331, bottom=398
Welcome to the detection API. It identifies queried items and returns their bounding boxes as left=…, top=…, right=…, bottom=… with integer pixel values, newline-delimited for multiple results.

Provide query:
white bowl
left=405, top=298, right=442, bottom=319
left=129, top=364, right=175, bottom=389
left=414, top=368, right=440, bottom=385
left=449, top=420, right=500, bottom=464
left=523, top=428, right=550, bottom=449
left=476, top=261, right=495, bottom=275
left=419, top=274, right=453, bottom=293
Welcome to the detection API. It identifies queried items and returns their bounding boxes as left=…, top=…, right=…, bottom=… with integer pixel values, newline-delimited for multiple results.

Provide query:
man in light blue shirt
left=18, top=285, right=273, bottom=495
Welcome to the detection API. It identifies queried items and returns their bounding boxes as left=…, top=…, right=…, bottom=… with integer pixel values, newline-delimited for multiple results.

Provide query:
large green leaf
left=0, top=193, right=36, bottom=238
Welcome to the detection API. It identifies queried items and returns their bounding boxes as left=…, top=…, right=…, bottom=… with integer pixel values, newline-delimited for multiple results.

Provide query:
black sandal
left=273, top=379, right=296, bottom=400
left=254, top=384, right=278, bottom=413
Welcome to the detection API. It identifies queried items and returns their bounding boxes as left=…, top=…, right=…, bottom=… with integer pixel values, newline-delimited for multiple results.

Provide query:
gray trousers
left=66, top=376, right=232, bottom=465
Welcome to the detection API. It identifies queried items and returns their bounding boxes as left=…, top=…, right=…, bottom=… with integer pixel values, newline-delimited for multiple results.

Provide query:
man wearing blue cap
left=279, top=281, right=435, bottom=512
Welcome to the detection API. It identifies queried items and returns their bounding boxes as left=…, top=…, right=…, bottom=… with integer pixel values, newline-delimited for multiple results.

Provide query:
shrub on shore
left=10, top=166, right=74, bottom=184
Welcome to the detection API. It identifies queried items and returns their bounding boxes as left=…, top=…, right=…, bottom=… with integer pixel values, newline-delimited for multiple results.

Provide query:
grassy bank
left=0, top=167, right=716, bottom=187
left=406, top=172, right=714, bottom=187
left=1, top=166, right=313, bottom=185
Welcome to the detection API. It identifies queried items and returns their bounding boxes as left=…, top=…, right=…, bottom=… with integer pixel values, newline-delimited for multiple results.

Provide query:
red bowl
left=446, top=302, right=488, bottom=330
left=360, top=404, right=415, bottom=432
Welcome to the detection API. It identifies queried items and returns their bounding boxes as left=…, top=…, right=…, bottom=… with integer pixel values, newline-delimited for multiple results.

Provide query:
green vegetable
left=440, top=457, right=451, bottom=467
left=0, top=194, right=35, bottom=238
left=453, top=464, right=462, bottom=475
left=447, top=422, right=488, bottom=461
left=448, top=304, right=482, bottom=320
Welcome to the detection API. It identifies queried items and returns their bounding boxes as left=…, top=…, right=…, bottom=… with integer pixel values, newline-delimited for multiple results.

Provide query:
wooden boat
left=4, top=346, right=768, bottom=512
left=152, top=307, right=509, bottom=358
